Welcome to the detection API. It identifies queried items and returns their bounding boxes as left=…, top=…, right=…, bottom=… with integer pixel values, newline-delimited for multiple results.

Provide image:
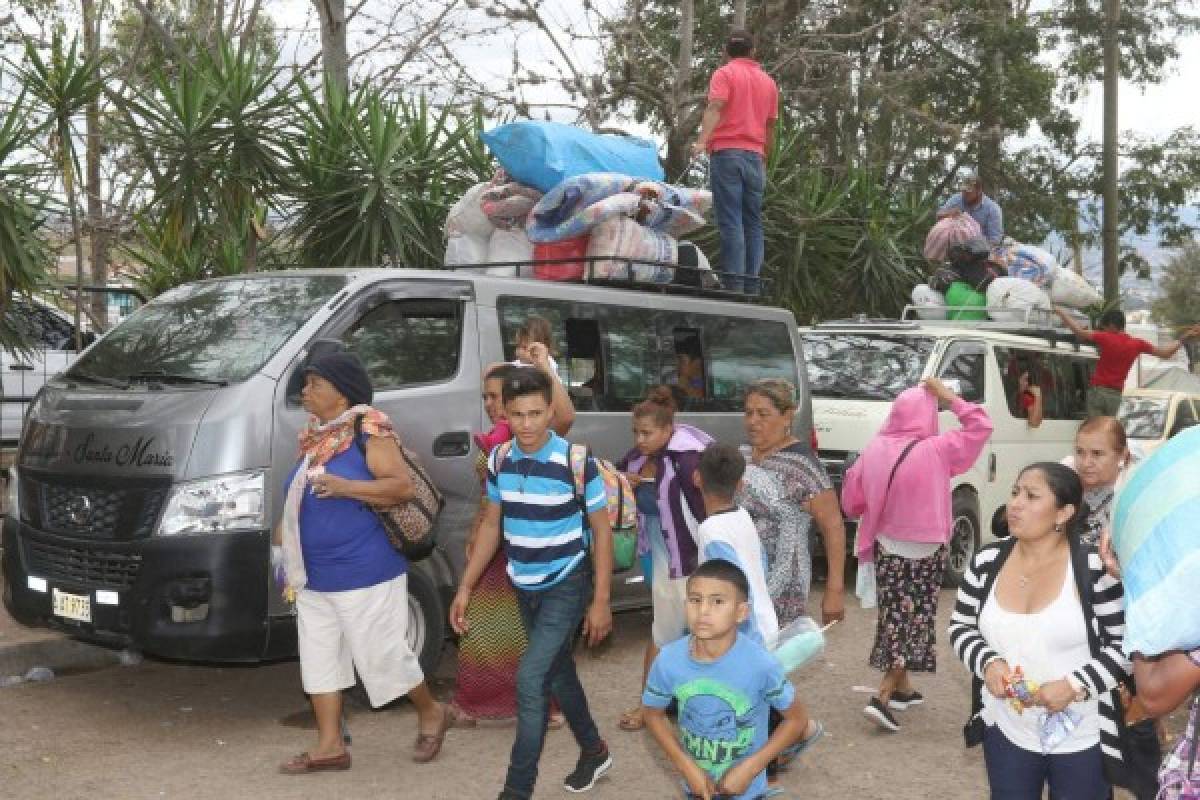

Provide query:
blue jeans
left=983, top=724, right=1110, bottom=799
left=710, top=149, right=766, bottom=294
left=504, top=568, right=603, bottom=799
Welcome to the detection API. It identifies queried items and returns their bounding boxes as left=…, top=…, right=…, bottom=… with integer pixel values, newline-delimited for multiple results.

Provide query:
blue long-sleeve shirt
left=939, top=192, right=1004, bottom=246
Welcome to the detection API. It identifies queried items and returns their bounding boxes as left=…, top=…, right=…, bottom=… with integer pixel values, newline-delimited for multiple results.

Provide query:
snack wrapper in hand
left=1038, top=707, right=1083, bottom=752
left=1003, top=666, right=1039, bottom=713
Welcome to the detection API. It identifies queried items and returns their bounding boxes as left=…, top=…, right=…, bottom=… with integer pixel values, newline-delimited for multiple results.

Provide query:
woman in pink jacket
left=842, top=378, right=993, bottom=733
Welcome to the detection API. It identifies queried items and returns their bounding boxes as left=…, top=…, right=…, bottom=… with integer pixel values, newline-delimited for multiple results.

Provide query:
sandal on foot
left=278, top=751, right=352, bottom=775
left=413, top=704, right=451, bottom=763
left=548, top=712, right=566, bottom=731
left=776, top=719, right=826, bottom=769
left=618, top=706, right=645, bottom=732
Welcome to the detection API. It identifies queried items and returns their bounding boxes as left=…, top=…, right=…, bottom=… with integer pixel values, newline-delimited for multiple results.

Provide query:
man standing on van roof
left=692, top=29, right=778, bottom=295
left=1055, top=306, right=1200, bottom=416
left=937, top=173, right=1004, bottom=247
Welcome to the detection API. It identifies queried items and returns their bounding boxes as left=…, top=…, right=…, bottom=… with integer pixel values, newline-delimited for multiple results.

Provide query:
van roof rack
left=816, top=306, right=1092, bottom=349
left=443, top=257, right=770, bottom=304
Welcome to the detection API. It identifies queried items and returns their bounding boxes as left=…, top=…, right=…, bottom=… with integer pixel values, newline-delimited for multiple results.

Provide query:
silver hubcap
left=407, top=593, right=426, bottom=659
left=949, top=514, right=975, bottom=574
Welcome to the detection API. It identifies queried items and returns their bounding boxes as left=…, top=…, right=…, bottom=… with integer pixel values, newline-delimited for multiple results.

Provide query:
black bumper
left=2, top=516, right=280, bottom=662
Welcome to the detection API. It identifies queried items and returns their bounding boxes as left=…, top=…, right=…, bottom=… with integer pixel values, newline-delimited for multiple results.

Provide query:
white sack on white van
left=911, top=284, right=947, bottom=320
left=1050, top=269, right=1103, bottom=309
left=484, top=228, right=534, bottom=276
left=444, top=232, right=488, bottom=266
left=987, top=276, right=1051, bottom=322
left=445, top=183, right=495, bottom=241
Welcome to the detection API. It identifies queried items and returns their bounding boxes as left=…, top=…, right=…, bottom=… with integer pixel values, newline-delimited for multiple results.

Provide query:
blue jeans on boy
left=504, top=567, right=604, bottom=799
left=710, top=149, right=766, bottom=294
left=982, top=723, right=1110, bottom=799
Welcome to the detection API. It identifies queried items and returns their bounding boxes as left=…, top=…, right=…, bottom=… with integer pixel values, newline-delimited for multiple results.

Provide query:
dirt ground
left=1, top=584, right=1182, bottom=799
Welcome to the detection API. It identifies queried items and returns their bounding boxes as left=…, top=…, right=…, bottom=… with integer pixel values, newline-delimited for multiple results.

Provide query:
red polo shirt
left=706, top=58, right=778, bottom=156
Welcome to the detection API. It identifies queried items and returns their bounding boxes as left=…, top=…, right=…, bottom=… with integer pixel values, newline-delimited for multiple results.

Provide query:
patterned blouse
left=1157, top=649, right=1200, bottom=799
left=736, top=442, right=833, bottom=627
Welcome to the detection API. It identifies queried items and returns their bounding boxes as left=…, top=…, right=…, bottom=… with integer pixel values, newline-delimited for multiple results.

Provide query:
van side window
left=995, top=347, right=1094, bottom=421
left=936, top=341, right=986, bottom=403
left=1173, top=400, right=1198, bottom=436
left=701, top=315, right=798, bottom=411
left=343, top=299, right=463, bottom=389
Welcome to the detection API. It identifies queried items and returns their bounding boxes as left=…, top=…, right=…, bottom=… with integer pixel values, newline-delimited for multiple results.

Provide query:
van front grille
left=24, top=476, right=168, bottom=540
left=25, top=538, right=143, bottom=590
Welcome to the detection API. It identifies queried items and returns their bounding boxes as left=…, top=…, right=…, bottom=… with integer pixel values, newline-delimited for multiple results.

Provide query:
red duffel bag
left=533, top=236, right=589, bottom=281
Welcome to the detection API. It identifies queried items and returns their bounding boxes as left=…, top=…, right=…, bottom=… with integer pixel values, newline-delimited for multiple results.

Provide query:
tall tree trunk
left=61, top=120, right=86, bottom=353
left=83, top=0, right=109, bottom=331
left=733, top=0, right=747, bottom=29
left=668, top=0, right=696, bottom=181
left=314, top=0, right=349, bottom=92
left=977, top=0, right=1007, bottom=189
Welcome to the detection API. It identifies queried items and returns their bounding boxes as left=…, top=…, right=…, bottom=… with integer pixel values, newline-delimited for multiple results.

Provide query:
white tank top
left=978, top=557, right=1101, bottom=754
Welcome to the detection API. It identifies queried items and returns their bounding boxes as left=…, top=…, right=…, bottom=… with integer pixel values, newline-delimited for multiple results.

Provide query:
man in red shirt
left=692, top=30, right=778, bottom=294
left=1055, top=306, right=1200, bottom=416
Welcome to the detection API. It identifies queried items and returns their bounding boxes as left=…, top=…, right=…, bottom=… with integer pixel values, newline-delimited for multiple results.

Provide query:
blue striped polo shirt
left=486, top=432, right=607, bottom=591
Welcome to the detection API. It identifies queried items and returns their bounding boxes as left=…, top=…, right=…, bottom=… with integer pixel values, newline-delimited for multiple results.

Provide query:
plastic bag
left=987, top=276, right=1051, bottom=323
left=911, top=284, right=947, bottom=320
left=923, top=215, right=982, bottom=262
left=1050, top=268, right=1103, bottom=309
left=945, top=281, right=989, bottom=320
left=484, top=228, right=534, bottom=276
left=1112, top=426, right=1200, bottom=656
left=770, top=616, right=827, bottom=673
left=481, top=121, right=664, bottom=193
left=444, top=182, right=494, bottom=241
left=444, top=233, right=488, bottom=267
left=855, top=560, right=877, bottom=608
left=1006, top=244, right=1060, bottom=287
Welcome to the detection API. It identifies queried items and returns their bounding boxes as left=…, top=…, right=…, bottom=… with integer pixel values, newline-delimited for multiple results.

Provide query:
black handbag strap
left=883, top=439, right=920, bottom=504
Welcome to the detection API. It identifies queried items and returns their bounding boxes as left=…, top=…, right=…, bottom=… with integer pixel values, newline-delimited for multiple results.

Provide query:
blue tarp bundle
left=481, top=121, right=664, bottom=193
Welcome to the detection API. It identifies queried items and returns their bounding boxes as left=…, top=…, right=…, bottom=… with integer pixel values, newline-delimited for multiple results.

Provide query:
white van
left=802, top=315, right=1098, bottom=586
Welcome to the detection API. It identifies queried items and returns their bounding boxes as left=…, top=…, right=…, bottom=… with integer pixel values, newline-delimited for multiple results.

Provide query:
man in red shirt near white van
left=1055, top=306, right=1200, bottom=416
left=692, top=30, right=778, bottom=295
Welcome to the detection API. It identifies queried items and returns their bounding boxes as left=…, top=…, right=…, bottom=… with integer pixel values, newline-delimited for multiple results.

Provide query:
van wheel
left=406, top=567, right=445, bottom=677
left=944, top=493, right=980, bottom=588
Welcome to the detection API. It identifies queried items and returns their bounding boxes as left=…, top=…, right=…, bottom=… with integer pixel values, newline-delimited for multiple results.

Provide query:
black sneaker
left=888, top=690, right=925, bottom=711
left=496, top=791, right=525, bottom=800
left=563, top=743, right=613, bottom=793
left=863, top=697, right=901, bottom=732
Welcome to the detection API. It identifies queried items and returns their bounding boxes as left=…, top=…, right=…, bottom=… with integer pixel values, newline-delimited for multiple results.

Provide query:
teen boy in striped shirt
left=450, top=367, right=615, bottom=799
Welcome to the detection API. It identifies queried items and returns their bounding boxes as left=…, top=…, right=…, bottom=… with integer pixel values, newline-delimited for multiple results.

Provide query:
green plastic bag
left=945, top=281, right=988, bottom=320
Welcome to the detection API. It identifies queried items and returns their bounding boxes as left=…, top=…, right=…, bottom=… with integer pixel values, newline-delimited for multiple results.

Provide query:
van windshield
left=68, top=276, right=346, bottom=385
left=803, top=333, right=934, bottom=401
left=1118, top=395, right=1169, bottom=439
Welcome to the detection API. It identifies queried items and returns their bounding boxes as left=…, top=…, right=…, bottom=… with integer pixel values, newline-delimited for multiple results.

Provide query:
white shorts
left=650, top=531, right=690, bottom=647
left=296, top=574, right=424, bottom=707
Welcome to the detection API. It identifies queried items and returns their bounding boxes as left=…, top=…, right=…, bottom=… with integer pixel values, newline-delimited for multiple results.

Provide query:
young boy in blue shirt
left=642, top=558, right=811, bottom=799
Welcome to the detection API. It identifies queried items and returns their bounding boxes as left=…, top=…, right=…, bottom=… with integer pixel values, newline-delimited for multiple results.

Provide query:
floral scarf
left=279, top=405, right=395, bottom=598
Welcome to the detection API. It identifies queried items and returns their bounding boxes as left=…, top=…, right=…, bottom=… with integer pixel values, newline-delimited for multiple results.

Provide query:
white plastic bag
left=856, top=560, right=877, bottom=609
left=911, top=284, right=947, bottom=320
left=987, top=276, right=1051, bottom=322
left=444, top=233, right=488, bottom=266
left=444, top=182, right=495, bottom=241
left=770, top=616, right=827, bottom=673
left=1050, top=268, right=1103, bottom=309
left=484, top=228, right=534, bottom=276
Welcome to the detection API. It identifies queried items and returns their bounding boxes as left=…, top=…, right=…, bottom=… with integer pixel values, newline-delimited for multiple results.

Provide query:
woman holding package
left=844, top=377, right=993, bottom=733
left=738, top=378, right=847, bottom=628
left=277, top=352, right=448, bottom=774
left=615, top=386, right=711, bottom=732
left=949, top=462, right=1131, bottom=798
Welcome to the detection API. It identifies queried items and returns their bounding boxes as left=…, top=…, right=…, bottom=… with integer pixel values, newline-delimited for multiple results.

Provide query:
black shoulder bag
left=1070, top=538, right=1162, bottom=800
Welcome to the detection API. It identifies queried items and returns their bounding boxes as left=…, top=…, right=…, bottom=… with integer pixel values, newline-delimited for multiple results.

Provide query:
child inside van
left=642, top=559, right=811, bottom=800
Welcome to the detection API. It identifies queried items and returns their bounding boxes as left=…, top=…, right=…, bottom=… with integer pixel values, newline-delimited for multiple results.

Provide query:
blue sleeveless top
left=288, top=441, right=407, bottom=592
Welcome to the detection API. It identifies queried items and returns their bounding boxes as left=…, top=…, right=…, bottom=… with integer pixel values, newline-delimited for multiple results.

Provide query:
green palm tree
left=20, top=32, right=106, bottom=349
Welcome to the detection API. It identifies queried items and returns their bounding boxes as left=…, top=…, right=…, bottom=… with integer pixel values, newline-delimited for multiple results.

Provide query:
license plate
left=52, top=589, right=91, bottom=623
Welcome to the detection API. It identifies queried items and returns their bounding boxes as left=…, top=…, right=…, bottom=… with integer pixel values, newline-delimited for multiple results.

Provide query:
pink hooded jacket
left=842, top=388, right=993, bottom=561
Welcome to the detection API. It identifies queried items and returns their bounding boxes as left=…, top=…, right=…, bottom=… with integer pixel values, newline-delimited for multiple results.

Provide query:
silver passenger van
left=2, top=269, right=811, bottom=670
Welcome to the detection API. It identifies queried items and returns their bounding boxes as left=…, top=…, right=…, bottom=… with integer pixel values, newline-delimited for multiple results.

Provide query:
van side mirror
left=286, top=338, right=347, bottom=401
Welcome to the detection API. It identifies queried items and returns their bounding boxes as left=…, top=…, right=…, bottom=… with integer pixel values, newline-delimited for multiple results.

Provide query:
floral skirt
left=868, top=545, right=946, bottom=674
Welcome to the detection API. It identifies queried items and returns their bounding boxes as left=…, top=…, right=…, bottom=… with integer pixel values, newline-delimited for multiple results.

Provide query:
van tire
left=944, top=493, right=980, bottom=588
left=407, top=567, right=445, bottom=677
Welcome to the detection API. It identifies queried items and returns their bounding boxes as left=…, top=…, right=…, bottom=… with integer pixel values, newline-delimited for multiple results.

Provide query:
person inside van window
left=614, top=386, right=712, bottom=733
left=1054, top=307, right=1200, bottom=417
left=674, top=337, right=706, bottom=401
left=276, top=352, right=449, bottom=774
left=1062, top=416, right=1131, bottom=547
left=504, top=315, right=576, bottom=435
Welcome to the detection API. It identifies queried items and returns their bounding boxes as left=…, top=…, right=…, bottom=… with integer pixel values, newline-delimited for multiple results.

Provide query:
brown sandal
left=618, top=706, right=645, bottom=732
left=278, top=751, right=352, bottom=775
left=412, top=704, right=451, bottom=763
left=447, top=704, right=478, bottom=729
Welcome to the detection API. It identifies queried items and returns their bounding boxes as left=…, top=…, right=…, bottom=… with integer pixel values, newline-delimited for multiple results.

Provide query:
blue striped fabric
left=487, top=433, right=606, bottom=590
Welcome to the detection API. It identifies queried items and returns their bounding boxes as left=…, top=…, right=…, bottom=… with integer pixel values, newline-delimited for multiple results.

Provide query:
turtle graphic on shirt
left=675, top=679, right=758, bottom=777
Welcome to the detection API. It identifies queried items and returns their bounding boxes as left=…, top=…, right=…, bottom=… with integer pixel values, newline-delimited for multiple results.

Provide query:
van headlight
left=157, top=471, right=266, bottom=536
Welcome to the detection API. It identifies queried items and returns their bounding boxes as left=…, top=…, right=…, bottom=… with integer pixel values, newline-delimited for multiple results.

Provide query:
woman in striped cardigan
left=949, top=462, right=1130, bottom=799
